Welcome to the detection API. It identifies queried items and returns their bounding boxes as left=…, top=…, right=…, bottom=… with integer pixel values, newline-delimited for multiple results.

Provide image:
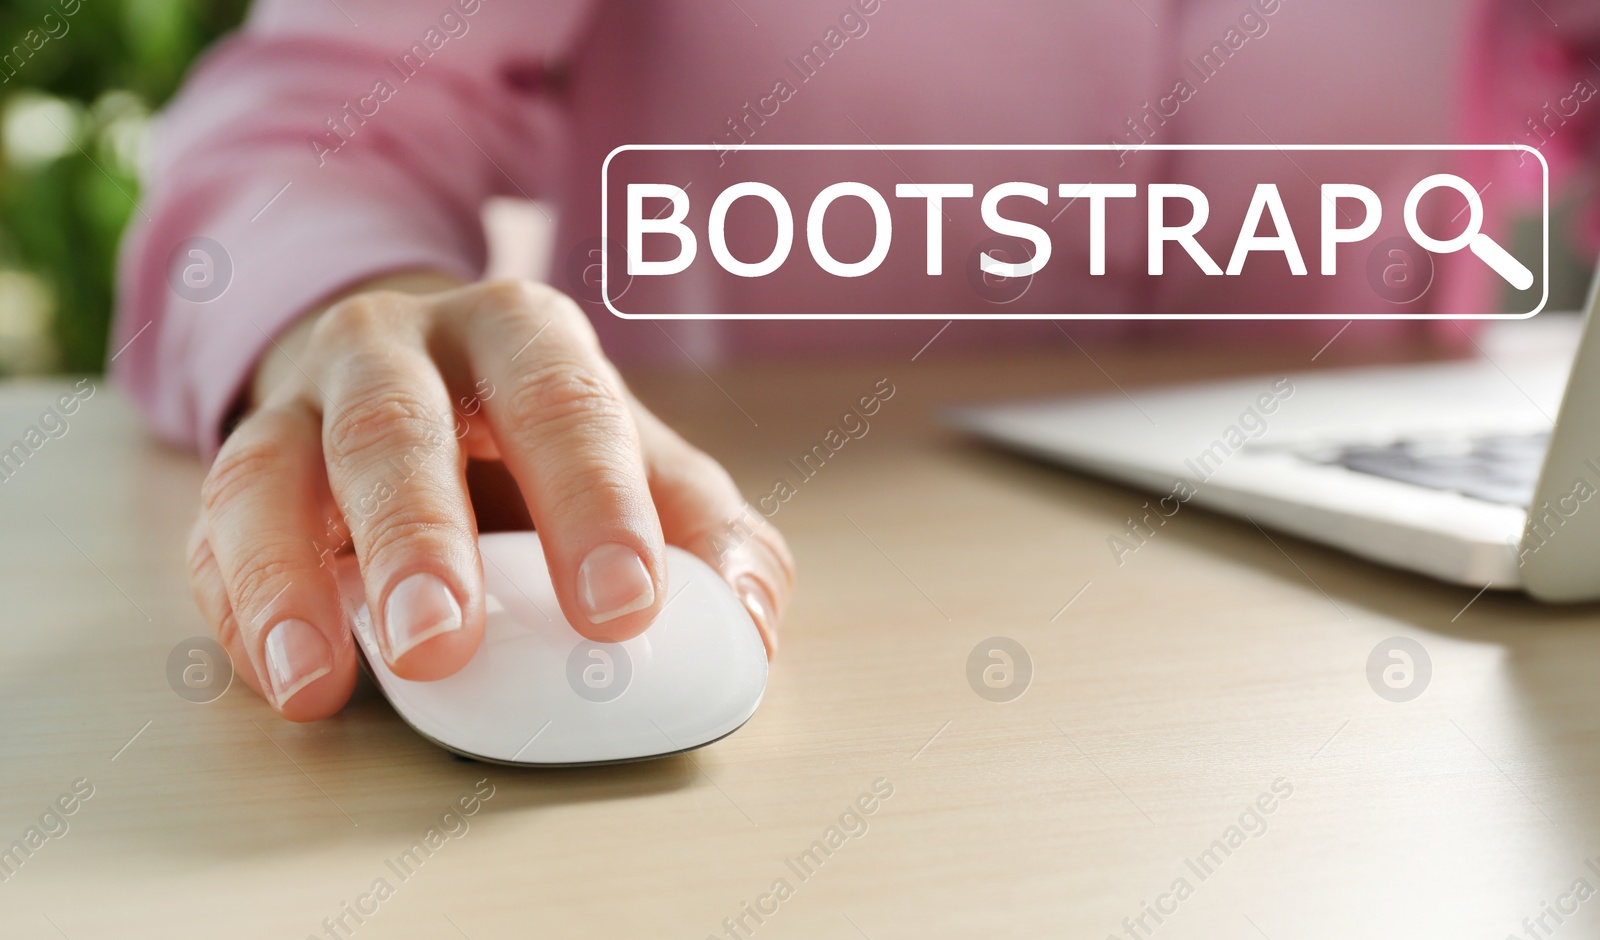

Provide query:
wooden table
left=2, top=324, right=1598, bottom=939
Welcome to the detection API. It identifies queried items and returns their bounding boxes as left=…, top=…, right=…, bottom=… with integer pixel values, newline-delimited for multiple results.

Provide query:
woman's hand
left=187, top=274, right=794, bottom=721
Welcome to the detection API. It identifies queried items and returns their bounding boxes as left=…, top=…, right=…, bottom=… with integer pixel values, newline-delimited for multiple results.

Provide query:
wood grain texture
left=1, top=331, right=1597, bottom=940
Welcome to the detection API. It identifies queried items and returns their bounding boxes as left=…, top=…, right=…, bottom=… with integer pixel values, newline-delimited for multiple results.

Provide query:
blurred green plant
left=0, top=0, right=249, bottom=376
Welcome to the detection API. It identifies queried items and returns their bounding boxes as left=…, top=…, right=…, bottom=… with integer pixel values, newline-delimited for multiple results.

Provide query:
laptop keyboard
left=1300, top=432, right=1550, bottom=507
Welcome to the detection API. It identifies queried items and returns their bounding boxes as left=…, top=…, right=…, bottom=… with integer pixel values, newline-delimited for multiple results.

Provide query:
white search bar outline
left=600, top=144, right=1548, bottom=320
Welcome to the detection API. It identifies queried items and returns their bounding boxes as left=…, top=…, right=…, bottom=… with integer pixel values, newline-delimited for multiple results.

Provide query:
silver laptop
left=950, top=273, right=1600, bottom=602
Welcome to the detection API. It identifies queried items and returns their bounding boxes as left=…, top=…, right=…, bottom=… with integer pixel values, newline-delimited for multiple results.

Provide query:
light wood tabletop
left=2, top=324, right=1599, bottom=940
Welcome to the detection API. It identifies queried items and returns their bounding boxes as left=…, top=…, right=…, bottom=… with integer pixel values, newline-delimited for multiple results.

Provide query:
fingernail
left=577, top=543, right=655, bottom=624
left=384, top=573, right=463, bottom=660
left=736, top=575, right=777, bottom=656
left=263, top=619, right=333, bottom=707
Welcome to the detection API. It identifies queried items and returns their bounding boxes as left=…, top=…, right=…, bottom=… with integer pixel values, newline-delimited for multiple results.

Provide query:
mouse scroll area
left=334, top=532, right=767, bottom=765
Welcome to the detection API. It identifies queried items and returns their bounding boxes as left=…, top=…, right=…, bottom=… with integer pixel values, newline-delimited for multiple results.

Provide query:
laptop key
left=1303, top=432, right=1550, bottom=507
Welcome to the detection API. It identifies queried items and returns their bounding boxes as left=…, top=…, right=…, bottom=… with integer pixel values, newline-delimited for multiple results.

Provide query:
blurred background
left=0, top=1, right=1593, bottom=381
left=0, top=0, right=247, bottom=377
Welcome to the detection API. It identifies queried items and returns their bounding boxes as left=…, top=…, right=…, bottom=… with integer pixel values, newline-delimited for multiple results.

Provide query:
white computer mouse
left=333, top=531, right=768, bottom=766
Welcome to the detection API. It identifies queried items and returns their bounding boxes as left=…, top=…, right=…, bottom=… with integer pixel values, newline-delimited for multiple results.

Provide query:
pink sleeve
left=111, top=0, right=596, bottom=457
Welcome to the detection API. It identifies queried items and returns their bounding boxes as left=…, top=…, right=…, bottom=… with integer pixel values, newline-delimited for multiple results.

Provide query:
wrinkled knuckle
left=360, top=506, right=455, bottom=567
left=545, top=473, right=640, bottom=522
left=186, top=534, right=216, bottom=585
left=202, top=438, right=279, bottom=518
left=186, top=516, right=210, bottom=567
left=503, top=361, right=625, bottom=432
left=215, top=610, right=242, bottom=651
left=230, top=554, right=301, bottom=626
left=324, top=386, right=447, bottom=465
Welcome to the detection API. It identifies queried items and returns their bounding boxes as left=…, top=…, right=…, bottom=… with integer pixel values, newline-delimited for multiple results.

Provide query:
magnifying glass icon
left=1403, top=173, right=1534, bottom=291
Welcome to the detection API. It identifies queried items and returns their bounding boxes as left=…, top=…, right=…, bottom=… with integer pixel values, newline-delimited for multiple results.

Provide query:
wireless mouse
left=333, top=532, right=768, bottom=766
